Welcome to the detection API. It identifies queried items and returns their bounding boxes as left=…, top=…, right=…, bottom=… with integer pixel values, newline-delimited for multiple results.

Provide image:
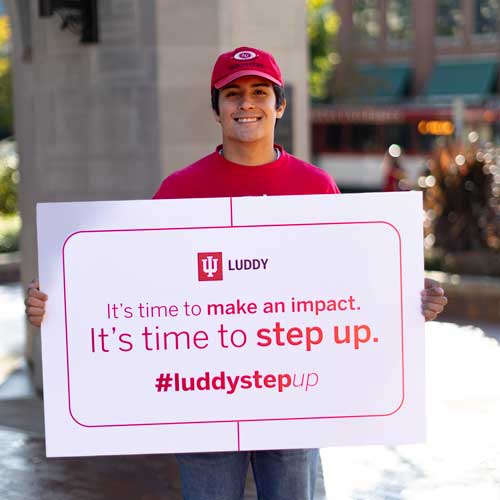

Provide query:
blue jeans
left=176, top=449, right=319, bottom=500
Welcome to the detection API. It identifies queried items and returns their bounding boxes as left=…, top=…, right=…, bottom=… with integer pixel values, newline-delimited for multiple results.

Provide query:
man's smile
left=234, top=116, right=262, bottom=123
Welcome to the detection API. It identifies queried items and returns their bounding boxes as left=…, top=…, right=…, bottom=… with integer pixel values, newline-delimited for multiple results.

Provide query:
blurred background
left=0, top=1, right=499, bottom=499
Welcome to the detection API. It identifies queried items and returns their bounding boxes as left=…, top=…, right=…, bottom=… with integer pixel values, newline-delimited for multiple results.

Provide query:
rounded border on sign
left=62, top=230, right=93, bottom=428
left=62, top=221, right=405, bottom=428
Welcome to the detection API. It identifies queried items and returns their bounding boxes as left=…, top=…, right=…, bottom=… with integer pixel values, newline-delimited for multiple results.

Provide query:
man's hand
left=421, top=277, right=447, bottom=321
left=25, top=280, right=48, bottom=327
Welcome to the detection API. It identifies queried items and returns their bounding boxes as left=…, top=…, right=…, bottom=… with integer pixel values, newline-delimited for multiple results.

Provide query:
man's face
left=215, top=76, right=286, bottom=146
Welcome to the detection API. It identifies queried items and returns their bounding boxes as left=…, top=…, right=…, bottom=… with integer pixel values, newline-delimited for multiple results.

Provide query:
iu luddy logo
left=234, top=50, right=257, bottom=61
left=198, top=252, right=223, bottom=281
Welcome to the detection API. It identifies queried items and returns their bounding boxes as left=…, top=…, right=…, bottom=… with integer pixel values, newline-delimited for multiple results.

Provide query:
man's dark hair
left=211, top=84, right=285, bottom=116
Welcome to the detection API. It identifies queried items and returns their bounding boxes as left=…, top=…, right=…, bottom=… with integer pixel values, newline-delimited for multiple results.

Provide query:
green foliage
left=0, top=17, right=20, bottom=253
left=0, top=147, right=18, bottom=214
left=0, top=14, right=13, bottom=135
left=0, top=64, right=13, bottom=134
left=0, top=213, right=20, bottom=253
left=307, top=0, right=340, bottom=100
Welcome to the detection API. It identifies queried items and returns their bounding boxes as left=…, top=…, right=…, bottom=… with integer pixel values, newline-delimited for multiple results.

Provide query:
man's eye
left=225, top=91, right=238, bottom=97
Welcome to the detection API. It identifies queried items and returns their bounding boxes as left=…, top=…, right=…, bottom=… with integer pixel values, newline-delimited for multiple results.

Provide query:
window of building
left=386, top=0, right=413, bottom=44
left=435, top=0, right=463, bottom=38
left=316, top=123, right=414, bottom=154
left=325, top=124, right=343, bottom=151
left=350, top=124, right=378, bottom=152
left=474, top=0, right=499, bottom=35
left=382, top=124, right=412, bottom=152
left=353, top=0, right=380, bottom=45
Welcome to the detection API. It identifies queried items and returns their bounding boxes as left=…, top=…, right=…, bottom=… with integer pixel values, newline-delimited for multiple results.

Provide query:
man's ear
left=276, top=98, right=287, bottom=120
left=212, top=110, right=221, bottom=123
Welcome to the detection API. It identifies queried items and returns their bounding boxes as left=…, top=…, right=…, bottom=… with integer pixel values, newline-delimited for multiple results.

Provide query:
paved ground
left=0, top=283, right=24, bottom=384
left=1, top=283, right=499, bottom=499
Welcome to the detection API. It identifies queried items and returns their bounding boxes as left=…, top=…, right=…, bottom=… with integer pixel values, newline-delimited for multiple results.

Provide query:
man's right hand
left=25, top=280, right=48, bottom=327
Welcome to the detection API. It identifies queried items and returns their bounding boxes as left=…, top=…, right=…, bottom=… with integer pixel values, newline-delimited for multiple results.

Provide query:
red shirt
left=153, top=145, right=340, bottom=199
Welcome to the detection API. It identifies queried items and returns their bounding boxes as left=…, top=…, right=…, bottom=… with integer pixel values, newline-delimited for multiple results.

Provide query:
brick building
left=312, top=0, right=500, bottom=190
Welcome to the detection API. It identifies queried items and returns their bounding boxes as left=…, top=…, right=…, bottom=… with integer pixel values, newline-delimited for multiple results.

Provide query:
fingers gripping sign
left=421, top=277, right=448, bottom=321
left=25, top=279, right=48, bottom=327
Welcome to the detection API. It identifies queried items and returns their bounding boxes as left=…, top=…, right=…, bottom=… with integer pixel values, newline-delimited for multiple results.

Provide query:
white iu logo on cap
left=234, top=50, right=257, bottom=61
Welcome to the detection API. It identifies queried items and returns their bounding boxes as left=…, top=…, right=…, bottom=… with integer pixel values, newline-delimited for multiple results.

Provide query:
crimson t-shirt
left=153, top=145, right=340, bottom=199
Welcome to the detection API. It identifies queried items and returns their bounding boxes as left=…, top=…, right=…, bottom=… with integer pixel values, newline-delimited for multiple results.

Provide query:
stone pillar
left=8, top=0, right=163, bottom=390
left=7, top=0, right=309, bottom=390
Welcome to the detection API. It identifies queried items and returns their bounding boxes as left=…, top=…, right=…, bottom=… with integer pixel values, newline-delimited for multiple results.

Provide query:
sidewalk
left=0, top=283, right=499, bottom=499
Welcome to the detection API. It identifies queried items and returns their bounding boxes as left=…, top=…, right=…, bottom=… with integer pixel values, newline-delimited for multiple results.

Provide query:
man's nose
left=238, top=94, right=255, bottom=110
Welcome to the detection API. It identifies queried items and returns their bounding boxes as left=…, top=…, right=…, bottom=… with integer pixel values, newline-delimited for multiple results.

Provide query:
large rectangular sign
left=37, top=193, right=425, bottom=457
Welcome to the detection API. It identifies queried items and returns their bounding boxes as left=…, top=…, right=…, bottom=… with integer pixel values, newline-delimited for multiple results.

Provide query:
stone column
left=8, top=0, right=308, bottom=390
left=8, top=0, right=163, bottom=390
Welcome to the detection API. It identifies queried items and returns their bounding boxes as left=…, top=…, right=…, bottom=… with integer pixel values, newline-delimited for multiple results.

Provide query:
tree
left=307, top=0, right=340, bottom=100
left=0, top=14, right=12, bottom=135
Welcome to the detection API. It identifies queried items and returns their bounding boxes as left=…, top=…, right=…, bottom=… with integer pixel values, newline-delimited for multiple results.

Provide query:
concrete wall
left=7, top=0, right=309, bottom=390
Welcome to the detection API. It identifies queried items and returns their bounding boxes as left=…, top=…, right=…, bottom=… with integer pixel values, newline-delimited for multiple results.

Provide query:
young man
left=152, top=47, right=338, bottom=200
left=26, top=47, right=447, bottom=500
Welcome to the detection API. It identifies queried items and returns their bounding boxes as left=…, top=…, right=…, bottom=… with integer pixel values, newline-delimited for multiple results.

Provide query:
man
left=26, top=46, right=447, bottom=500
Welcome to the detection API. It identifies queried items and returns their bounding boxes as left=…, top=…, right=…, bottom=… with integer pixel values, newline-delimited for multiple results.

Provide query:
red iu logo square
left=197, top=252, right=223, bottom=281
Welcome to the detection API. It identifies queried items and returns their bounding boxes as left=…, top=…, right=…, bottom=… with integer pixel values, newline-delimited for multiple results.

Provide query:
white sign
left=37, top=193, right=425, bottom=457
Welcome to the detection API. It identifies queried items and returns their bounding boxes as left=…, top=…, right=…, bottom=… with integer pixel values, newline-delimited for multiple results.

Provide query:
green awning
left=424, top=61, right=497, bottom=97
left=357, top=65, right=411, bottom=99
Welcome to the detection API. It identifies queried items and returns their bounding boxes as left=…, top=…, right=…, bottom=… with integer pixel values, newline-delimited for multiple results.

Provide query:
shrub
left=0, top=138, right=18, bottom=215
left=0, top=213, right=20, bottom=253
left=421, top=140, right=500, bottom=275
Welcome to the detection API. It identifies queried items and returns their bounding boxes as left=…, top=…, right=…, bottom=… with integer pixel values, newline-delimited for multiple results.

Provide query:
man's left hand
left=421, top=277, right=448, bottom=321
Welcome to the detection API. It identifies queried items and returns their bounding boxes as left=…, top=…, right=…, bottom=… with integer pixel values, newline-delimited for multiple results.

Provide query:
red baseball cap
left=211, top=46, right=284, bottom=90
